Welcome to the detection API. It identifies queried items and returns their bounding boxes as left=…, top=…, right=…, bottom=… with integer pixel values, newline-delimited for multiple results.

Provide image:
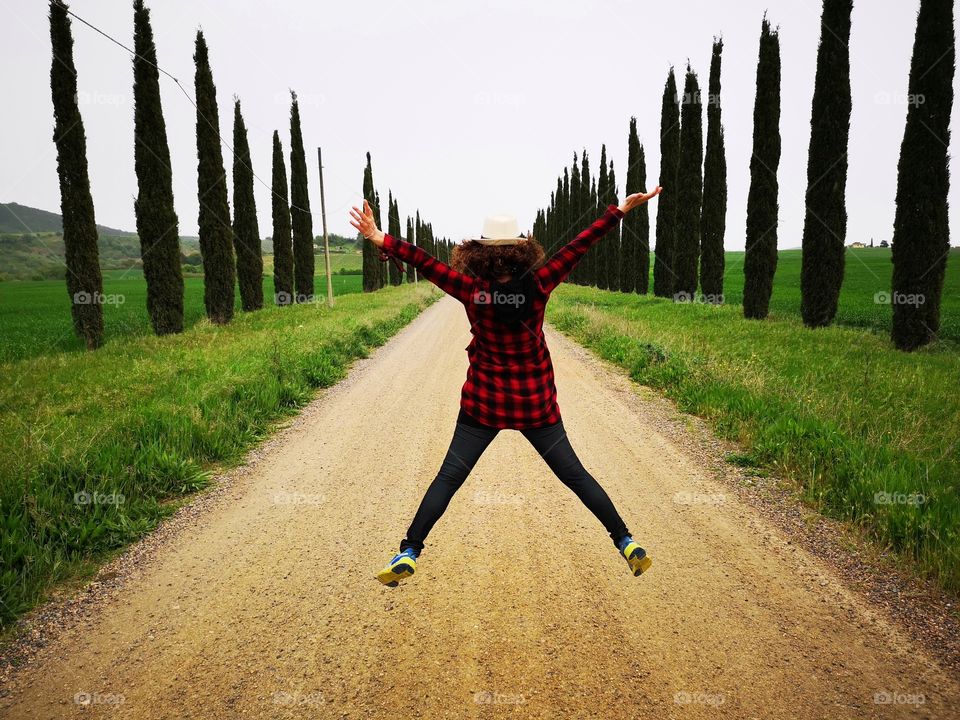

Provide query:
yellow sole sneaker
left=621, top=541, right=653, bottom=577
left=376, top=553, right=417, bottom=587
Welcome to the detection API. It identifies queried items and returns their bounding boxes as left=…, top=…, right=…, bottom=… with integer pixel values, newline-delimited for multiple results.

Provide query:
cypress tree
left=49, top=0, right=104, bottom=349
left=231, top=99, right=263, bottom=311
left=580, top=151, right=593, bottom=284
left=360, top=154, right=380, bottom=291
left=568, top=152, right=582, bottom=283
left=374, top=189, right=385, bottom=287
left=193, top=30, right=234, bottom=324
left=743, top=18, right=782, bottom=320
left=891, top=0, right=954, bottom=349
left=387, top=192, right=403, bottom=285
left=289, top=92, right=314, bottom=302
left=674, top=64, right=704, bottom=299
left=607, top=160, right=621, bottom=290
left=623, top=118, right=650, bottom=293
left=700, top=38, right=728, bottom=303
left=405, top=215, right=416, bottom=283
left=654, top=68, right=681, bottom=297
left=595, top=145, right=609, bottom=288
left=800, top=1, right=853, bottom=327
left=132, top=0, right=183, bottom=335
left=271, top=131, right=294, bottom=305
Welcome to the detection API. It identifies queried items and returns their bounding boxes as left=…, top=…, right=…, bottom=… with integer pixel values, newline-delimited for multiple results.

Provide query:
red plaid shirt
left=382, top=204, right=625, bottom=429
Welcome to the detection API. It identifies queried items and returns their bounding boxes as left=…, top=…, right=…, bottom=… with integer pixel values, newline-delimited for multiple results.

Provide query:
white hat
left=473, top=214, right=525, bottom=245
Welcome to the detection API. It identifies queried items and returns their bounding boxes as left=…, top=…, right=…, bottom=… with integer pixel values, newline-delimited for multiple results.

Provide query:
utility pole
left=317, top=147, right=334, bottom=307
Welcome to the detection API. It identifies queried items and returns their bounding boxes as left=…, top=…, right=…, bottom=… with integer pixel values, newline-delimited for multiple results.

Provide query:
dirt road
left=2, top=295, right=957, bottom=719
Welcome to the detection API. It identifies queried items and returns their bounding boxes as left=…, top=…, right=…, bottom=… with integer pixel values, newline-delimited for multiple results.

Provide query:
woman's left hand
left=618, top=186, right=662, bottom=214
left=349, top=199, right=385, bottom=247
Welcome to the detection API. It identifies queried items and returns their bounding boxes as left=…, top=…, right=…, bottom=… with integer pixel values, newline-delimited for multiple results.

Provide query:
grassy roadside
left=0, top=283, right=438, bottom=628
left=547, top=285, right=960, bottom=595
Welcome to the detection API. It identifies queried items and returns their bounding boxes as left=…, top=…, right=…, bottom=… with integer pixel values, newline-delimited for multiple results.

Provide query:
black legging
left=399, top=419, right=631, bottom=554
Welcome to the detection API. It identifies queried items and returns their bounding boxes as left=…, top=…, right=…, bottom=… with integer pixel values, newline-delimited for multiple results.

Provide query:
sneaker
left=617, top=536, right=652, bottom=576
left=376, top=548, right=418, bottom=587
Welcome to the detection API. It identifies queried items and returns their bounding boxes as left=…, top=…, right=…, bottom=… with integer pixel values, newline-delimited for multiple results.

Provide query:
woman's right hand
left=618, top=186, right=662, bottom=214
left=349, top=199, right=385, bottom=247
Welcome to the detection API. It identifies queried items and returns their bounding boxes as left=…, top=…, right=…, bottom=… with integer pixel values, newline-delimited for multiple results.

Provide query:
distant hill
left=0, top=202, right=136, bottom=237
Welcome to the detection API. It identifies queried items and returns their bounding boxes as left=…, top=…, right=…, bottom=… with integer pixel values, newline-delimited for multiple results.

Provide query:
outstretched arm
left=350, top=200, right=475, bottom=303
left=534, top=186, right=662, bottom=295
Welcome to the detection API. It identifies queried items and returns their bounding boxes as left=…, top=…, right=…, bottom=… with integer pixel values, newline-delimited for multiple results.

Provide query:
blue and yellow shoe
left=617, top=536, right=652, bottom=576
left=376, top=548, right=418, bottom=587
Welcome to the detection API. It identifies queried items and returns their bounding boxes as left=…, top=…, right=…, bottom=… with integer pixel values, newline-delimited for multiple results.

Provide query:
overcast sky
left=1, top=0, right=957, bottom=251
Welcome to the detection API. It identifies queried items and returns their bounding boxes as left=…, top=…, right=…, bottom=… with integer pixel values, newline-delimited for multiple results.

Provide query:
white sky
left=1, top=0, right=957, bottom=250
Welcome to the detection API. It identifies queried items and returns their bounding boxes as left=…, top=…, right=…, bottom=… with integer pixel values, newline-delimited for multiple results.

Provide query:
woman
left=349, top=185, right=662, bottom=586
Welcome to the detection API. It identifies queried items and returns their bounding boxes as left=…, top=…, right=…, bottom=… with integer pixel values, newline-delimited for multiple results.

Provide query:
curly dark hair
left=450, top=238, right=546, bottom=280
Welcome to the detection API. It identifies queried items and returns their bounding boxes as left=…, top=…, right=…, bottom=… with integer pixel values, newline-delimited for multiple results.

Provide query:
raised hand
left=618, top=186, right=663, bottom=214
left=349, top=199, right=385, bottom=247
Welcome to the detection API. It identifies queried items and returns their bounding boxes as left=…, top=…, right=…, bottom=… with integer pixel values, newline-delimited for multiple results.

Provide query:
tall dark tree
left=361, top=153, right=380, bottom=292
left=700, top=38, right=728, bottom=303
left=49, top=0, right=104, bottom=349
left=595, top=144, right=610, bottom=288
left=674, top=64, right=704, bottom=299
left=271, top=131, right=294, bottom=305
left=289, top=92, right=314, bottom=303
left=405, top=215, right=416, bottom=283
left=568, top=152, right=582, bottom=283
left=623, top=118, right=650, bottom=293
left=891, top=0, right=954, bottom=350
left=387, top=191, right=403, bottom=285
left=231, top=99, right=263, bottom=311
left=743, top=18, right=782, bottom=320
left=580, top=151, right=593, bottom=284
left=374, top=189, right=386, bottom=287
left=132, top=0, right=183, bottom=335
left=194, top=30, right=235, bottom=324
left=800, top=1, right=853, bottom=327
left=654, top=68, right=681, bottom=298
left=606, top=159, right=621, bottom=290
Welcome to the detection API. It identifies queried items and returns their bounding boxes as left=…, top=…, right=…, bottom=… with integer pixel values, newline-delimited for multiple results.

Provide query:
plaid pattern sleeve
left=534, top=204, right=625, bottom=294
left=382, top=234, right=475, bottom=303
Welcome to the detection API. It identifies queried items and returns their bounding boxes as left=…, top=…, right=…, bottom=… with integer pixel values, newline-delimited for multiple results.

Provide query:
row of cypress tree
left=52, top=0, right=443, bottom=351
left=534, top=1, right=954, bottom=352
left=359, top=151, right=449, bottom=292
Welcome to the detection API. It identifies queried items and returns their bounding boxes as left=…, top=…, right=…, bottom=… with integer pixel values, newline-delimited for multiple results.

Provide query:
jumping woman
left=349, top=185, right=662, bottom=586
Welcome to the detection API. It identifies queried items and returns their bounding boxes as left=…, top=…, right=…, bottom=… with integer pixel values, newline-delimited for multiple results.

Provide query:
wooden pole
left=317, top=146, right=334, bottom=308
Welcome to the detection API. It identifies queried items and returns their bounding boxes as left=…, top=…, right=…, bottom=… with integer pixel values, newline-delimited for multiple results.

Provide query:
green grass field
left=0, top=282, right=438, bottom=628
left=720, top=248, right=960, bottom=343
left=547, top=285, right=960, bottom=594
left=0, top=253, right=365, bottom=362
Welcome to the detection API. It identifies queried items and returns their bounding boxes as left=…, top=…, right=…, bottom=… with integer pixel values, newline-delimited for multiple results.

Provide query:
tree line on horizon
left=533, top=0, right=954, bottom=352
left=48, top=0, right=437, bottom=351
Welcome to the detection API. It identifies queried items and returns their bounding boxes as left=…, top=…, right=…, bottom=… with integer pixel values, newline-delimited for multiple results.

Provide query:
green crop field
left=0, top=282, right=438, bottom=627
left=0, top=256, right=366, bottom=362
left=547, top=284, right=960, bottom=594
